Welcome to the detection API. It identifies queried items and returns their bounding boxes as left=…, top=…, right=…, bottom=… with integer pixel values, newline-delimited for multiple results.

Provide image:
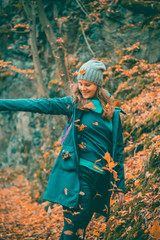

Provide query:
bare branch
left=80, top=21, right=95, bottom=57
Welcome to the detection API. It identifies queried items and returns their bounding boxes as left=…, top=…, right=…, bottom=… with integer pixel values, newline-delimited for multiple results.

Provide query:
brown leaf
left=149, top=220, right=160, bottom=239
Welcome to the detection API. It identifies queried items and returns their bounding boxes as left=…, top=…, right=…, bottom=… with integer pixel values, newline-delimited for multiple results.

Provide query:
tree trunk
left=22, top=0, right=49, bottom=98
left=36, top=0, right=73, bottom=96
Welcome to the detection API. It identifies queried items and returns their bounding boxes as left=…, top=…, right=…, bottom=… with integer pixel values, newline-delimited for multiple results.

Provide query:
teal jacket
left=0, top=96, right=125, bottom=218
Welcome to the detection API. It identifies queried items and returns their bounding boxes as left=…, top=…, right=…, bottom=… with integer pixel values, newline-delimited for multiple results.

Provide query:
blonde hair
left=70, top=82, right=114, bottom=121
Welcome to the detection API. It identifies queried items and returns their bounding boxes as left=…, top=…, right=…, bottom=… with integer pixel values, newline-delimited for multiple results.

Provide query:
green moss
left=126, top=77, right=154, bottom=100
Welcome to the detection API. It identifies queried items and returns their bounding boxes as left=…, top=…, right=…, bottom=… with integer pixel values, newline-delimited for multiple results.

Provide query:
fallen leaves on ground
left=0, top=169, right=107, bottom=239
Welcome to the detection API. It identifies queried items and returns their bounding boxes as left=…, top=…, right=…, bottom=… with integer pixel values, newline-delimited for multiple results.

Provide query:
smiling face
left=78, top=79, right=98, bottom=99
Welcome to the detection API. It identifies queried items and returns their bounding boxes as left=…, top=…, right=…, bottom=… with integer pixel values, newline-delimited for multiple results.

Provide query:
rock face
left=0, top=0, right=159, bottom=192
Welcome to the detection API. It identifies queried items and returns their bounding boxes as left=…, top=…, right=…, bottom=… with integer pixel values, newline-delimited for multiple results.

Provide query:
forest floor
left=0, top=168, right=106, bottom=240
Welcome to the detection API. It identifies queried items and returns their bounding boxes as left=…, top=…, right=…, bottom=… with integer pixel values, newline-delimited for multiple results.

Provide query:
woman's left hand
left=118, top=192, right=125, bottom=208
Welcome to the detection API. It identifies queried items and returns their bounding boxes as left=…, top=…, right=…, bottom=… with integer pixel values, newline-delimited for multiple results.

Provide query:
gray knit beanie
left=77, top=59, right=106, bottom=87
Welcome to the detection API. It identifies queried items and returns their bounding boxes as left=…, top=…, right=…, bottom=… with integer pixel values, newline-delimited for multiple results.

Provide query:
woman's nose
left=81, top=85, right=86, bottom=90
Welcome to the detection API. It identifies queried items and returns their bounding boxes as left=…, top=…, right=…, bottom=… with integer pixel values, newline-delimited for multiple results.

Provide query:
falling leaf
left=79, top=191, right=85, bottom=196
left=60, top=71, right=64, bottom=76
left=78, top=142, right=86, bottom=149
left=94, top=159, right=101, bottom=164
left=102, top=152, right=117, bottom=169
left=79, top=69, right=86, bottom=75
left=112, top=170, right=120, bottom=181
left=63, top=209, right=72, bottom=213
left=64, top=217, right=72, bottom=224
left=64, top=230, right=74, bottom=235
left=92, top=122, right=98, bottom=125
left=83, top=102, right=95, bottom=110
left=72, top=71, right=79, bottom=76
left=72, top=211, right=80, bottom=215
left=110, top=181, right=117, bottom=188
left=113, top=101, right=121, bottom=107
left=106, top=103, right=111, bottom=110
left=95, top=193, right=102, bottom=197
left=62, top=151, right=71, bottom=159
left=79, top=124, right=87, bottom=131
left=103, top=152, right=111, bottom=163
left=93, top=165, right=104, bottom=173
left=75, top=119, right=80, bottom=122
left=64, top=188, right=68, bottom=195
left=47, top=206, right=52, bottom=219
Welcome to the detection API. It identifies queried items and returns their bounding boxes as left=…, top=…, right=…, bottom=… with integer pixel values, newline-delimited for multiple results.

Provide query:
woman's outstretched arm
left=0, top=96, right=73, bottom=116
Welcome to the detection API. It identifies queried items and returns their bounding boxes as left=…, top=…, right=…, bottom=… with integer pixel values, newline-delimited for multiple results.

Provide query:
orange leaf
left=124, top=131, right=131, bottom=136
left=78, top=142, right=86, bottom=149
left=79, top=191, right=85, bottom=196
left=112, top=170, right=120, bottom=181
left=83, top=102, right=95, bottom=110
left=94, top=159, right=101, bottom=164
left=75, top=119, right=80, bottom=122
left=62, top=151, right=71, bottom=159
left=64, top=230, right=74, bottom=235
left=93, top=165, right=104, bottom=172
left=79, top=69, right=86, bottom=75
left=79, top=124, right=87, bottom=131
left=64, top=217, right=72, bottom=224
left=106, top=103, right=111, bottom=110
left=72, top=71, right=79, bottom=76
left=103, top=152, right=111, bottom=162
left=113, top=101, right=121, bottom=107
left=92, top=122, right=98, bottom=125
left=149, top=220, right=160, bottom=239
left=64, top=188, right=68, bottom=195
left=60, top=71, right=64, bottom=76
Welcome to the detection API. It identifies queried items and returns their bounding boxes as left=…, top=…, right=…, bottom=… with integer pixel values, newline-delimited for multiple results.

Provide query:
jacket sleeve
left=0, top=96, right=73, bottom=116
left=114, top=114, right=125, bottom=193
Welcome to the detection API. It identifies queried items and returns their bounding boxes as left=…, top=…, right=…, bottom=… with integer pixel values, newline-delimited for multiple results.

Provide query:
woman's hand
left=118, top=192, right=125, bottom=208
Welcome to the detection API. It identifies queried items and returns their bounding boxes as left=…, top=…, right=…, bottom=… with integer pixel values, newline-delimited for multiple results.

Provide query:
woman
left=0, top=59, right=125, bottom=239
